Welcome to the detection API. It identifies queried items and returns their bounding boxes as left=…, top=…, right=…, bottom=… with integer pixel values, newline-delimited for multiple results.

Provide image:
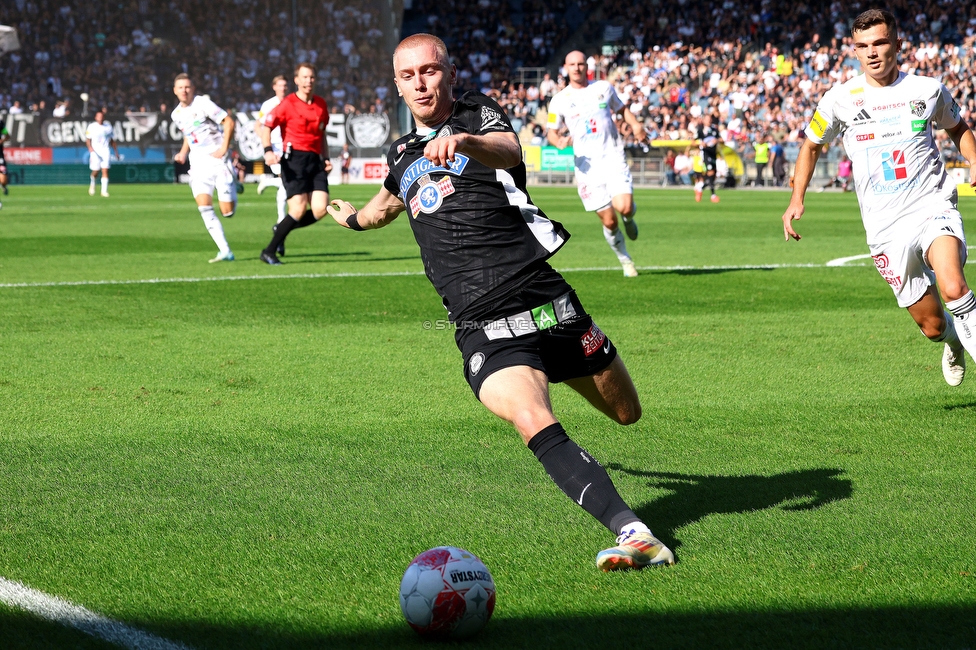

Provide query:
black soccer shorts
left=281, top=150, right=329, bottom=198
left=455, top=292, right=618, bottom=399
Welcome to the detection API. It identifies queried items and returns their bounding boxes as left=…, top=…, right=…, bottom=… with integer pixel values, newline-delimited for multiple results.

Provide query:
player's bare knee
left=513, top=412, right=556, bottom=445
left=940, top=280, right=970, bottom=303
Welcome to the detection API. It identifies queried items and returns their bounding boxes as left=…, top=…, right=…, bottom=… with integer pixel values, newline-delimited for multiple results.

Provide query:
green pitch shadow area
left=2, top=186, right=976, bottom=650
left=610, top=467, right=854, bottom=554
left=3, top=605, right=974, bottom=649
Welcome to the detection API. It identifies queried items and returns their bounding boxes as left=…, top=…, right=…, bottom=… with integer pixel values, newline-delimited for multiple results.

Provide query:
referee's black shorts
left=281, top=150, right=329, bottom=198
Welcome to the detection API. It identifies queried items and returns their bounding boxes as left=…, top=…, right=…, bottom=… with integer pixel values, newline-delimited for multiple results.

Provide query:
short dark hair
left=852, top=9, right=897, bottom=38
left=294, top=63, right=315, bottom=76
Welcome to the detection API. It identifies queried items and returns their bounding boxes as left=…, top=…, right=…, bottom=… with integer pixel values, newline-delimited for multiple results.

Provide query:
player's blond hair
left=393, top=34, right=450, bottom=70
left=173, top=72, right=192, bottom=85
left=294, top=63, right=315, bottom=76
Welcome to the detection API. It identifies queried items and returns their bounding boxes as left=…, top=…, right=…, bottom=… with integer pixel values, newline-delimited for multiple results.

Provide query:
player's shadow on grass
left=606, top=466, right=853, bottom=552
left=269, top=253, right=419, bottom=264
left=943, top=401, right=976, bottom=411
left=660, top=267, right=777, bottom=276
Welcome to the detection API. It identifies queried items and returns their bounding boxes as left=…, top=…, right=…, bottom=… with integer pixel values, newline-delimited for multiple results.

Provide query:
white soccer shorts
left=869, top=208, right=968, bottom=308
left=188, top=152, right=238, bottom=203
left=89, top=150, right=111, bottom=171
left=575, top=153, right=633, bottom=212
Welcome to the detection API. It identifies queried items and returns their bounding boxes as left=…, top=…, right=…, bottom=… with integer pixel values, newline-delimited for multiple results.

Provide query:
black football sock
left=528, top=423, right=639, bottom=535
left=265, top=215, right=298, bottom=254
left=295, top=210, right=318, bottom=228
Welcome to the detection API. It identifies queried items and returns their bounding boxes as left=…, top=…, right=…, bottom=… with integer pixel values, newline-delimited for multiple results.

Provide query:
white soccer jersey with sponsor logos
left=171, top=95, right=230, bottom=156
left=85, top=121, right=114, bottom=158
left=258, top=96, right=283, bottom=154
left=805, top=72, right=961, bottom=245
left=547, top=80, right=626, bottom=169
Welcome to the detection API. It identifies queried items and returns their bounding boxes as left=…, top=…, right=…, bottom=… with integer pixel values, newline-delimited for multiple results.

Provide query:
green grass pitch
left=1, top=183, right=974, bottom=649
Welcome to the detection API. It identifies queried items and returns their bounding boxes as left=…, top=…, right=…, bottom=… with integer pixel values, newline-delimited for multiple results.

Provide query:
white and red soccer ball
left=399, top=546, right=495, bottom=638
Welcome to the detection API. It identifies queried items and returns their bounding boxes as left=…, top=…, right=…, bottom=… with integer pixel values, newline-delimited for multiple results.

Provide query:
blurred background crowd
left=2, top=0, right=974, bottom=175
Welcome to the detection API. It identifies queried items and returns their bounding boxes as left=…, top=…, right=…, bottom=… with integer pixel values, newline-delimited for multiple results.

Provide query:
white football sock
left=619, top=522, right=651, bottom=536
left=694, top=181, right=704, bottom=192
left=931, top=310, right=962, bottom=349
left=603, top=225, right=630, bottom=263
left=276, top=185, right=287, bottom=223
left=89, top=178, right=96, bottom=190
left=198, top=205, right=230, bottom=254
left=101, top=177, right=109, bottom=192
left=947, top=291, right=976, bottom=355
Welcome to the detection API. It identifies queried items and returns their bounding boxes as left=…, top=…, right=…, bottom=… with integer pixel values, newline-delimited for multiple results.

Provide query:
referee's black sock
left=295, top=210, right=318, bottom=228
left=528, top=423, right=640, bottom=535
left=265, top=215, right=298, bottom=255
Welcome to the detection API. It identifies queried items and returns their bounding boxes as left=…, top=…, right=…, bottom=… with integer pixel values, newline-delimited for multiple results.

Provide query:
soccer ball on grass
left=399, top=546, right=495, bottom=638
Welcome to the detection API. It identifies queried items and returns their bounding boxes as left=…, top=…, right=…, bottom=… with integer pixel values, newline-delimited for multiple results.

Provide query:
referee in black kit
left=259, top=63, right=333, bottom=265
left=326, top=34, right=675, bottom=571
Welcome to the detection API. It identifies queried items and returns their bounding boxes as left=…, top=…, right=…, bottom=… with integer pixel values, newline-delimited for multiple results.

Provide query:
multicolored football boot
left=596, top=531, right=675, bottom=571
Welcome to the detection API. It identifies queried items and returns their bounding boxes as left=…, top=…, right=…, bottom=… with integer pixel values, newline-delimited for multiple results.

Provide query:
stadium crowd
left=2, top=0, right=975, bottom=174
left=0, top=0, right=393, bottom=115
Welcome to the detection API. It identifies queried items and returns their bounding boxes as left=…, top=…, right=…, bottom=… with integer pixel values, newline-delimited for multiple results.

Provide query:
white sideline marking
left=0, top=263, right=858, bottom=290
left=0, top=576, right=193, bottom=649
left=826, top=253, right=873, bottom=267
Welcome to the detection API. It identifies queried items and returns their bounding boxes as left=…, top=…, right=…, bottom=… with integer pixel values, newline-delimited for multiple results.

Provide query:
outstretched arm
left=782, top=138, right=823, bottom=241
left=326, top=184, right=405, bottom=231
left=622, top=107, right=647, bottom=143
left=423, top=131, right=521, bottom=169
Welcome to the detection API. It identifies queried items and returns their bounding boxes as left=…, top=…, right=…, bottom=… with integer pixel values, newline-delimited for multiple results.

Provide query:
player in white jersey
left=547, top=50, right=647, bottom=278
left=85, top=111, right=119, bottom=197
left=255, top=75, right=290, bottom=255
left=783, top=8, right=976, bottom=387
left=171, top=73, right=237, bottom=263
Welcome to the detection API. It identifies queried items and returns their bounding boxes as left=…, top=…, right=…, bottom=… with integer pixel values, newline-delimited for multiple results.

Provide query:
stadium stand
left=2, top=0, right=975, bottom=175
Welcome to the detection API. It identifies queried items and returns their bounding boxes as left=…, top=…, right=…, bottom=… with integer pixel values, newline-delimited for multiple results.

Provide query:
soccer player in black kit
left=695, top=113, right=722, bottom=203
left=326, top=34, right=674, bottom=570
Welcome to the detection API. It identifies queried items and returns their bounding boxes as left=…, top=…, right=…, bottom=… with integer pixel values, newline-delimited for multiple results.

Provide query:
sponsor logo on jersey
left=879, top=131, right=902, bottom=139
left=856, top=133, right=875, bottom=142
left=850, top=86, right=865, bottom=108
left=872, top=253, right=902, bottom=289
left=436, top=125, right=453, bottom=138
left=480, top=106, right=507, bottom=131
left=531, top=303, right=558, bottom=330
left=546, top=111, right=559, bottom=126
left=881, top=149, right=908, bottom=181
left=909, top=100, right=927, bottom=117
left=852, top=109, right=872, bottom=122
left=871, top=102, right=906, bottom=111
left=399, top=153, right=470, bottom=196
left=911, top=119, right=927, bottom=132
left=809, top=111, right=828, bottom=138
left=408, top=176, right=456, bottom=218
left=951, top=101, right=961, bottom=120
left=580, top=322, right=606, bottom=357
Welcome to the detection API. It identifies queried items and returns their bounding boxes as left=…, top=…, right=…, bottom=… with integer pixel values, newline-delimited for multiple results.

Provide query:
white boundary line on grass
left=0, top=576, right=193, bottom=649
left=0, top=262, right=871, bottom=290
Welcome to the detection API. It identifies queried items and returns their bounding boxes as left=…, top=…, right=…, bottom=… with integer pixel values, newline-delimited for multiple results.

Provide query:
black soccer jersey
left=697, top=124, right=719, bottom=158
left=384, top=92, right=570, bottom=323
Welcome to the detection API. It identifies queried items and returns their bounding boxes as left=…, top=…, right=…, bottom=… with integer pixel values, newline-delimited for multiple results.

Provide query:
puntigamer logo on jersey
left=399, top=154, right=470, bottom=197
